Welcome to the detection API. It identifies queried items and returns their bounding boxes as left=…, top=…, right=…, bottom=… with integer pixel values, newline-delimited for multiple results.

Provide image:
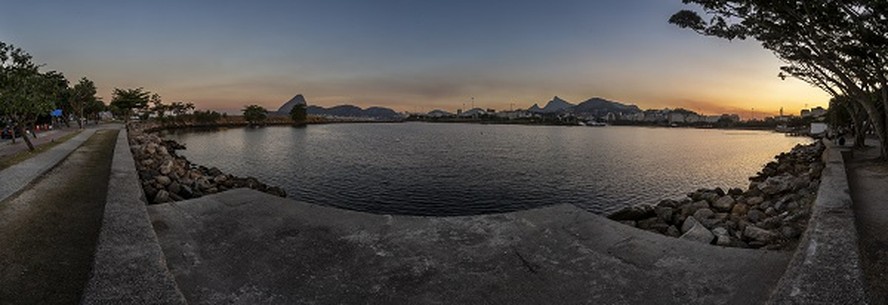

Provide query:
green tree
left=84, top=97, right=106, bottom=123
left=242, top=104, right=267, bottom=126
left=0, top=42, right=68, bottom=150
left=670, top=1, right=888, bottom=159
left=148, top=93, right=167, bottom=119
left=289, top=104, right=307, bottom=123
left=169, top=101, right=195, bottom=117
left=110, top=87, right=150, bottom=122
left=68, top=77, right=98, bottom=128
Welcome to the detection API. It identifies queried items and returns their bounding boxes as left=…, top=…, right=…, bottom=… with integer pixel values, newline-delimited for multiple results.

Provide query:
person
left=838, top=136, right=846, bottom=146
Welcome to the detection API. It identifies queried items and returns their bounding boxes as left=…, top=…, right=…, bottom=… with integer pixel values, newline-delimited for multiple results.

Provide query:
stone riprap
left=127, top=123, right=285, bottom=204
left=609, top=141, right=825, bottom=250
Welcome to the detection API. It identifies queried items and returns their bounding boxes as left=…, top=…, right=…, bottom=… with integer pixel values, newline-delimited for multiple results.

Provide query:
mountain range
left=274, top=94, right=308, bottom=115
left=529, top=96, right=641, bottom=116
left=274, top=94, right=401, bottom=119
left=307, top=105, right=401, bottom=119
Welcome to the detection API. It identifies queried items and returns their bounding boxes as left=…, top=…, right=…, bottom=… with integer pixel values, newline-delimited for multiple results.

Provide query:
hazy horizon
left=0, top=0, right=829, bottom=118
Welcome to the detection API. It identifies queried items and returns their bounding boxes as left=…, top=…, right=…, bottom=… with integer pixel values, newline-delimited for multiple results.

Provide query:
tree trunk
left=846, top=102, right=868, bottom=148
left=16, top=125, right=35, bottom=151
left=857, top=98, right=887, bottom=160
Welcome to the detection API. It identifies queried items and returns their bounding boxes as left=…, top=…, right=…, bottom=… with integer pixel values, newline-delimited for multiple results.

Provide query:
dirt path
left=0, top=129, right=118, bottom=305
left=848, top=144, right=888, bottom=305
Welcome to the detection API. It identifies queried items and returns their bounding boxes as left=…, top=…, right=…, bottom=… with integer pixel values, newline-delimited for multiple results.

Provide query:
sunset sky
left=0, top=0, right=829, bottom=117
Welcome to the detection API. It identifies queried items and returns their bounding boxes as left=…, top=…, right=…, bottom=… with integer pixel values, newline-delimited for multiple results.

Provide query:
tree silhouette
left=289, top=104, right=307, bottom=123
left=110, top=87, right=150, bottom=122
left=242, top=104, right=268, bottom=126
left=670, top=1, right=888, bottom=158
left=69, top=77, right=98, bottom=128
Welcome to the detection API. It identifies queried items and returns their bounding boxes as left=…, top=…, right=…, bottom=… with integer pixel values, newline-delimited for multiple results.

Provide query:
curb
left=81, top=128, right=187, bottom=304
left=767, top=140, right=868, bottom=304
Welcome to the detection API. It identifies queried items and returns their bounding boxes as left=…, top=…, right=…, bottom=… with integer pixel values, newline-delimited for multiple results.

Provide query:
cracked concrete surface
left=149, top=189, right=790, bottom=305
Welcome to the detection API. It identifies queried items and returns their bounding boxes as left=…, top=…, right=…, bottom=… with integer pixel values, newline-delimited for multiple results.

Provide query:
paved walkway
left=0, top=128, right=119, bottom=304
left=149, top=189, right=791, bottom=305
left=0, top=124, right=120, bottom=203
left=848, top=139, right=888, bottom=305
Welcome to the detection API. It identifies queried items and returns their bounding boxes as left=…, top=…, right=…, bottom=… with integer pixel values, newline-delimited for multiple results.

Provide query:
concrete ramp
left=148, top=189, right=790, bottom=305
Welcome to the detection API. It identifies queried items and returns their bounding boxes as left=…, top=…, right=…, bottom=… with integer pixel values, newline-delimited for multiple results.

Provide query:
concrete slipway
left=147, top=189, right=789, bottom=305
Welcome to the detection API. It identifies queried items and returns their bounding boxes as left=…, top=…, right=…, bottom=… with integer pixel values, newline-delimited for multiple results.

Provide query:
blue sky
left=0, top=0, right=828, bottom=115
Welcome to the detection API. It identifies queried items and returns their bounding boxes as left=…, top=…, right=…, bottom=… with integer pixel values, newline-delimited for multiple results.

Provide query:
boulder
left=655, top=207, right=674, bottom=223
left=780, top=226, right=801, bottom=239
left=743, top=225, right=778, bottom=243
left=155, top=175, right=172, bottom=186
left=665, top=226, right=681, bottom=237
left=153, top=190, right=171, bottom=204
left=681, top=200, right=710, bottom=217
left=657, top=199, right=679, bottom=208
left=757, top=174, right=795, bottom=195
left=179, top=185, right=194, bottom=199
left=608, top=204, right=655, bottom=221
left=700, top=192, right=719, bottom=203
left=693, top=208, right=715, bottom=221
left=728, top=188, right=744, bottom=196
left=636, top=217, right=661, bottom=230
left=730, top=203, right=749, bottom=217
left=747, top=209, right=766, bottom=223
left=159, top=160, right=174, bottom=175
left=681, top=216, right=700, bottom=234
left=680, top=222, right=715, bottom=244
left=746, top=196, right=764, bottom=206
left=167, top=182, right=181, bottom=195
left=716, top=234, right=732, bottom=247
left=712, top=196, right=735, bottom=212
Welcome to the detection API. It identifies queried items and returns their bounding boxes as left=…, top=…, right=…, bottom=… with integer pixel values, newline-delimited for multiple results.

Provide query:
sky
left=0, top=0, right=829, bottom=117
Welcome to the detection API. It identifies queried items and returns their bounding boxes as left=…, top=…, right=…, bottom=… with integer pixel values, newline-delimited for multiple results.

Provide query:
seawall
left=766, top=141, right=868, bottom=304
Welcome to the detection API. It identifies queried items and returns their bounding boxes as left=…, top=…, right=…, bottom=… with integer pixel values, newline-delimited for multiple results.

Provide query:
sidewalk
left=847, top=139, right=888, bottom=305
left=0, top=128, right=119, bottom=304
left=0, top=126, right=79, bottom=159
left=0, top=124, right=121, bottom=203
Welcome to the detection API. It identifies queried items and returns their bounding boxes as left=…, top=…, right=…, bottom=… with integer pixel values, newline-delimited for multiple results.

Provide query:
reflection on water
left=165, top=123, right=811, bottom=216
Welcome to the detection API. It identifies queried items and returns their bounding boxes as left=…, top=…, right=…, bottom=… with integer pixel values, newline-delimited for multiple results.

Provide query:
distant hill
left=530, top=96, right=575, bottom=113
left=427, top=109, right=454, bottom=117
left=275, top=94, right=308, bottom=115
left=308, top=105, right=401, bottom=119
left=572, top=97, right=641, bottom=117
left=274, top=94, right=401, bottom=119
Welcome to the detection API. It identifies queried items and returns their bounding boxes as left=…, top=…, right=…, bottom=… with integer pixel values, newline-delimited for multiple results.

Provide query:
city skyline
left=1, top=0, right=829, bottom=117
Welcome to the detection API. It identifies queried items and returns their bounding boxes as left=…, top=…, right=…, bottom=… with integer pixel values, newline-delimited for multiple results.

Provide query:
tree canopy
left=69, top=77, right=99, bottom=128
left=110, top=87, right=151, bottom=122
left=242, top=104, right=268, bottom=126
left=670, top=0, right=888, bottom=159
left=289, top=103, right=307, bottom=123
left=0, top=41, right=68, bottom=150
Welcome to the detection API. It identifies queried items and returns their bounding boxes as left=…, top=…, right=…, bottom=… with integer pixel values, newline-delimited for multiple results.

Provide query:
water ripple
left=165, top=123, right=811, bottom=216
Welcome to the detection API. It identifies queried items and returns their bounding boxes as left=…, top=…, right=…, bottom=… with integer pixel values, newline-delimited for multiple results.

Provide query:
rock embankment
left=127, top=124, right=286, bottom=204
left=608, top=141, right=825, bottom=250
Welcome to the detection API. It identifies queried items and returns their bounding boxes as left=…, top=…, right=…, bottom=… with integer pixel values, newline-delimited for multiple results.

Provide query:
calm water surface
left=165, top=123, right=811, bottom=216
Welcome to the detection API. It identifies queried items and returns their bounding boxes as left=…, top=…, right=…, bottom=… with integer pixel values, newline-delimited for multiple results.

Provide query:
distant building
left=495, top=110, right=533, bottom=119
left=458, top=108, right=487, bottom=118
left=801, top=106, right=826, bottom=118
left=668, top=112, right=686, bottom=124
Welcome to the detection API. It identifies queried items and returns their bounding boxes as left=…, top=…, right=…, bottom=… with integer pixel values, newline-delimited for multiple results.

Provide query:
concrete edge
left=81, top=128, right=187, bottom=304
left=767, top=140, right=868, bottom=304
left=0, top=129, right=95, bottom=203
